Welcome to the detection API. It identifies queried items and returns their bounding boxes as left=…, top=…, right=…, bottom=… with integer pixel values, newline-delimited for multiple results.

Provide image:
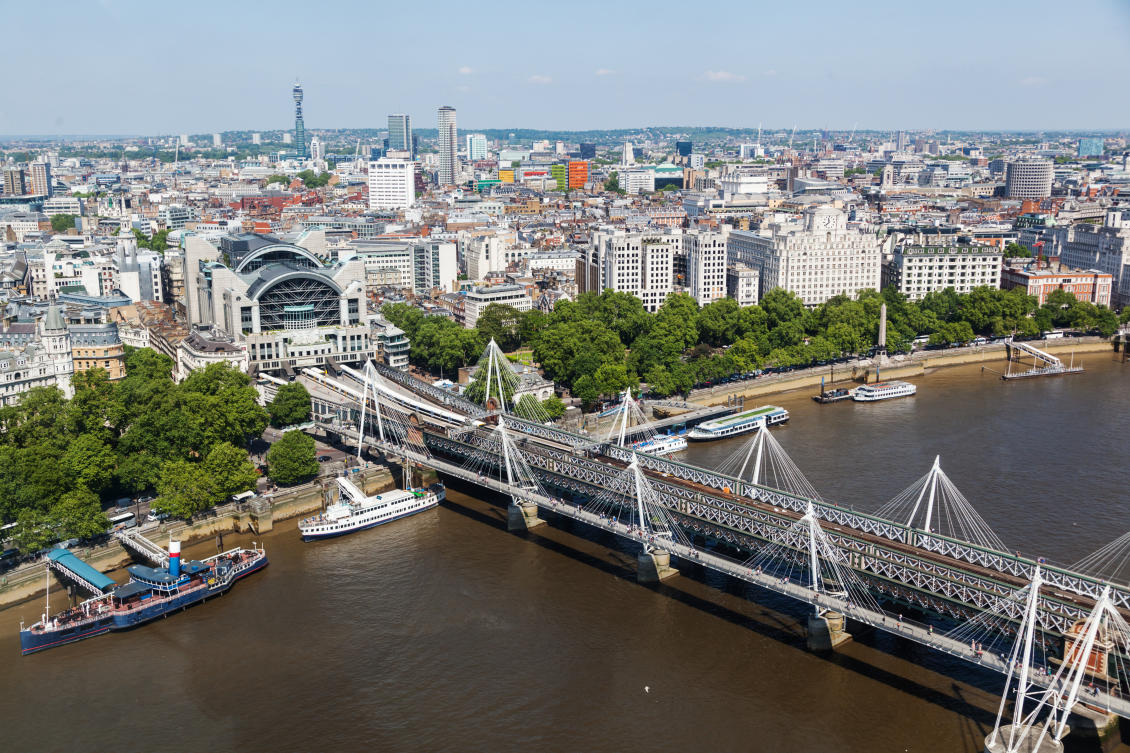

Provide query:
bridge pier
left=984, top=725, right=1064, bottom=753
left=637, top=548, right=678, bottom=584
left=248, top=498, right=274, bottom=534
left=507, top=501, right=545, bottom=532
left=1067, top=704, right=1121, bottom=748
left=806, top=610, right=851, bottom=651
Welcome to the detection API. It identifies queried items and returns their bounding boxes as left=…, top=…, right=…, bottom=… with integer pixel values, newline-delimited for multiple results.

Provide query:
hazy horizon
left=2, top=0, right=1128, bottom=136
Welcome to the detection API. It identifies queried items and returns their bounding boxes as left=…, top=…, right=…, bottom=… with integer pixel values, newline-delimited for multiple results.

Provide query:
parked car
left=318, top=455, right=334, bottom=462
left=147, top=510, right=170, bottom=523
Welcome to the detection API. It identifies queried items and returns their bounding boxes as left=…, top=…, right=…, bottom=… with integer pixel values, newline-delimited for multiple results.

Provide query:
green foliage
left=50, top=489, right=109, bottom=541
left=1005, top=242, right=1032, bottom=258
left=50, top=214, right=76, bottom=232
left=540, top=395, right=566, bottom=420
left=268, top=382, right=312, bottom=427
left=296, top=169, right=331, bottom=188
left=603, top=172, right=625, bottom=194
left=475, top=303, right=524, bottom=352
left=131, top=228, right=169, bottom=252
left=381, top=302, right=424, bottom=340
left=267, top=430, right=319, bottom=485
left=266, top=174, right=291, bottom=186
left=154, top=459, right=214, bottom=519
left=411, top=317, right=483, bottom=374
left=204, top=442, right=259, bottom=500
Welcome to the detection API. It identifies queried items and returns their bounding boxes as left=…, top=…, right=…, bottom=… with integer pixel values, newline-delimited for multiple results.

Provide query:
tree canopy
left=267, top=430, right=319, bottom=485
left=268, top=382, right=312, bottom=427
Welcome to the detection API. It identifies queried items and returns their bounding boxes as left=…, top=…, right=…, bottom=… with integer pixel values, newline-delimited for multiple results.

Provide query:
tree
left=267, top=430, right=319, bottom=485
left=50, top=214, right=76, bottom=232
left=154, top=459, right=214, bottom=519
left=12, top=508, right=53, bottom=553
left=604, top=172, right=625, bottom=194
left=203, top=442, right=258, bottom=501
left=382, top=302, right=424, bottom=340
left=62, top=434, right=116, bottom=493
left=541, top=395, right=566, bottom=420
left=266, top=174, right=290, bottom=186
left=297, top=170, right=331, bottom=188
left=49, top=488, right=108, bottom=541
left=475, top=304, right=523, bottom=352
left=1005, top=242, right=1032, bottom=258
left=268, top=382, right=312, bottom=427
left=698, top=297, right=742, bottom=346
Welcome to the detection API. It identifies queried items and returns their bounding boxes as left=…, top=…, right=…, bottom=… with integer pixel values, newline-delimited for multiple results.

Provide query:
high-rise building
left=293, top=81, right=307, bottom=159
left=437, top=106, right=457, bottom=186
left=368, top=157, right=415, bottom=209
left=622, top=141, right=635, bottom=165
left=466, top=133, right=487, bottom=161
left=675, top=141, right=692, bottom=157
left=883, top=245, right=1003, bottom=301
left=179, top=134, right=190, bottom=147
left=29, top=160, right=52, bottom=197
left=567, top=160, right=589, bottom=190
left=1077, top=138, right=1105, bottom=158
left=896, top=131, right=908, bottom=152
left=212, top=133, right=222, bottom=147
left=579, top=143, right=596, bottom=159
left=388, top=114, right=412, bottom=154
left=309, top=136, right=322, bottom=163
left=3, top=168, right=26, bottom=196
left=685, top=229, right=728, bottom=306
left=252, top=133, right=261, bottom=145
left=1004, top=158, right=1053, bottom=199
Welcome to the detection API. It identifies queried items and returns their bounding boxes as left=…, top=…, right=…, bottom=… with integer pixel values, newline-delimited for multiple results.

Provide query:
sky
left=1, top=0, right=1128, bottom=136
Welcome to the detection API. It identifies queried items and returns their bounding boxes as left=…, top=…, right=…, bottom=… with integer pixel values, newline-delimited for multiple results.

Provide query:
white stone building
left=883, top=245, right=1003, bottom=301
left=367, top=157, right=415, bottom=210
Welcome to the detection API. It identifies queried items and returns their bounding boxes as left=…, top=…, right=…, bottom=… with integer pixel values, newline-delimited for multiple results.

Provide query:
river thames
left=1, top=354, right=1127, bottom=753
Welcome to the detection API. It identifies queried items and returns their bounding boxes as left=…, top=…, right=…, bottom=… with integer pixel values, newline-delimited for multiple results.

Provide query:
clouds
left=594, top=68, right=614, bottom=77
left=528, top=74, right=552, bottom=85
left=1020, top=76, right=1045, bottom=86
left=703, top=70, right=746, bottom=83
left=458, top=65, right=473, bottom=75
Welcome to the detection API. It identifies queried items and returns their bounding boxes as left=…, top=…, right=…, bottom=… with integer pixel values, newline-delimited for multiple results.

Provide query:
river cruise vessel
left=20, top=543, right=267, bottom=655
left=688, top=405, right=789, bottom=440
left=852, top=380, right=917, bottom=402
left=631, top=432, right=687, bottom=456
left=299, top=476, right=444, bottom=541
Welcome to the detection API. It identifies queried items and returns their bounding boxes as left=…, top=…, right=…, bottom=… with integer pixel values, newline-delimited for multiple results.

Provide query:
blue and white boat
left=298, top=477, right=443, bottom=541
left=20, top=542, right=267, bottom=655
left=688, top=405, right=789, bottom=440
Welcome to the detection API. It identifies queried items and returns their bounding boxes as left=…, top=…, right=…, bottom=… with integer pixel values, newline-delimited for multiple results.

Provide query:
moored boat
left=687, top=405, right=789, bottom=440
left=298, top=476, right=443, bottom=541
left=852, top=380, right=917, bottom=402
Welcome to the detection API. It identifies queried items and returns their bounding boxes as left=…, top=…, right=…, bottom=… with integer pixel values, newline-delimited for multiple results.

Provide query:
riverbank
left=0, top=465, right=394, bottom=611
left=690, top=338, right=1114, bottom=406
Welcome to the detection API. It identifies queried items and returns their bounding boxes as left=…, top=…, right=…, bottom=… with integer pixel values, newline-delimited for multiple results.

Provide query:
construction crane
left=848, top=123, right=857, bottom=144
left=788, top=125, right=797, bottom=150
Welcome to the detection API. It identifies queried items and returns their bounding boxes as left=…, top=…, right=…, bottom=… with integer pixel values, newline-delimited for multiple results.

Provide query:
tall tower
left=437, top=105, right=457, bottom=186
left=40, top=304, right=73, bottom=399
left=293, top=81, right=307, bottom=159
left=388, top=114, right=412, bottom=154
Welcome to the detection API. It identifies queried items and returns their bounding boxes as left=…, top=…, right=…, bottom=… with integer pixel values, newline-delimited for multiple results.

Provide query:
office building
left=193, top=233, right=372, bottom=373
left=727, top=206, right=881, bottom=306
left=71, top=322, right=126, bottom=380
left=580, top=231, right=678, bottom=313
left=579, top=143, right=596, bottom=159
left=437, top=106, right=457, bottom=186
left=0, top=305, right=74, bottom=405
left=345, top=239, right=457, bottom=294
left=675, top=141, right=693, bottom=157
left=619, top=168, right=655, bottom=194
left=685, top=229, right=728, bottom=306
left=252, top=133, right=261, bottom=145
left=463, top=284, right=533, bottom=329
left=179, top=134, right=190, bottom=147
left=726, top=263, right=759, bottom=306
left=212, top=133, right=222, bottom=147
left=388, top=114, right=412, bottom=154
left=3, top=168, right=26, bottom=196
left=1001, top=259, right=1112, bottom=306
left=568, top=160, right=589, bottom=189
left=1077, top=138, right=1104, bottom=158
left=1004, top=158, right=1053, bottom=199
left=293, top=81, right=307, bottom=159
left=368, top=157, right=415, bottom=210
left=309, top=136, right=322, bottom=163
left=883, top=245, right=1003, bottom=301
left=688, top=154, right=705, bottom=170
left=1047, top=210, right=1130, bottom=306
left=29, top=160, right=52, bottom=197
left=466, top=133, right=487, bottom=161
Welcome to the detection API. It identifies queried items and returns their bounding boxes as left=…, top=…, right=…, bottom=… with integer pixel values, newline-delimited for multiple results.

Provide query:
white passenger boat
left=852, top=380, right=917, bottom=402
left=299, top=477, right=443, bottom=541
left=687, top=405, right=789, bottom=440
left=631, top=433, right=688, bottom=456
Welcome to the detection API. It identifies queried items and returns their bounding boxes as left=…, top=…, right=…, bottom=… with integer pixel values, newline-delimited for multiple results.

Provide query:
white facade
left=437, top=106, right=457, bottom=186
left=463, top=284, right=533, bottom=329
left=343, top=239, right=457, bottom=294
left=726, top=263, right=759, bottom=306
left=727, top=206, right=881, bottom=306
left=368, top=157, right=415, bottom=210
left=466, top=134, right=487, bottom=161
left=588, top=231, right=678, bottom=313
left=685, top=229, right=728, bottom=306
left=619, top=168, right=655, bottom=195
left=1048, top=210, right=1130, bottom=307
left=884, top=246, right=1003, bottom=301
left=1005, top=158, right=1053, bottom=199
left=719, top=169, right=768, bottom=199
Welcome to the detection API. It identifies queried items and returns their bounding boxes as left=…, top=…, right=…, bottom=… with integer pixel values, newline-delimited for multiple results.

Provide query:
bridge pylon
left=497, top=421, right=546, bottom=532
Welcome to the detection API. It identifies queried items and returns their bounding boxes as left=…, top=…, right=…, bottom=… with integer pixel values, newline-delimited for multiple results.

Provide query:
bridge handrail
left=370, top=362, right=487, bottom=417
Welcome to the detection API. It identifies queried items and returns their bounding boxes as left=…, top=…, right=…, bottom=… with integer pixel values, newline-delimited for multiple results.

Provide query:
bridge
left=303, top=344, right=1130, bottom=749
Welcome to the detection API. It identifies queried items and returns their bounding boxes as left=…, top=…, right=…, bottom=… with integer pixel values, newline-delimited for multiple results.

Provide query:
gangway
left=46, top=549, right=116, bottom=595
left=1003, top=339, right=1084, bottom=380
left=114, top=529, right=169, bottom=567
left=1007, top=339, right=1062, bottom=368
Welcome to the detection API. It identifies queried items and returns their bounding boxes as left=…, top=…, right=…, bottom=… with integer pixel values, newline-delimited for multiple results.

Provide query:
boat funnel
left=169, top=540, right=181, bottom=577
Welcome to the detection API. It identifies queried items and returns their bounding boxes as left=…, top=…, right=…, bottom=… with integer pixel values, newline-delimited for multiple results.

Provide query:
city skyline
left=2, top=0, right=1128, bottom=136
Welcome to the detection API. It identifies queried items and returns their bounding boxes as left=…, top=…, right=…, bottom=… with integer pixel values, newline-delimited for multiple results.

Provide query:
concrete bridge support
left=806, top=610, right=852, bottom=651
left=983, top=725, right=1064, bottom=753
left=1068, top=704, right=1121, bottom=750
left=507, top=501, right=545, bottom=532
left=248, top=498, right=274, bottom=534
left=637, top=548, right=678, bottom=584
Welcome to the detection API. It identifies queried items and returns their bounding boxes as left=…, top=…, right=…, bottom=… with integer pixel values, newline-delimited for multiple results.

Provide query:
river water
left=1, top=354, right=1127, bottom=753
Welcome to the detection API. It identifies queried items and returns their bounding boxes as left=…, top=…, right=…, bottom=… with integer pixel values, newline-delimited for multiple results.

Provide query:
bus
left=107, top=511, right=137, bottom=531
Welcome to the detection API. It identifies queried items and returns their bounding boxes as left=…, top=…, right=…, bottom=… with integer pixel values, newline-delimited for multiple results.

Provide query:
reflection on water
left=0, top=356, right=1125, bottom=753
